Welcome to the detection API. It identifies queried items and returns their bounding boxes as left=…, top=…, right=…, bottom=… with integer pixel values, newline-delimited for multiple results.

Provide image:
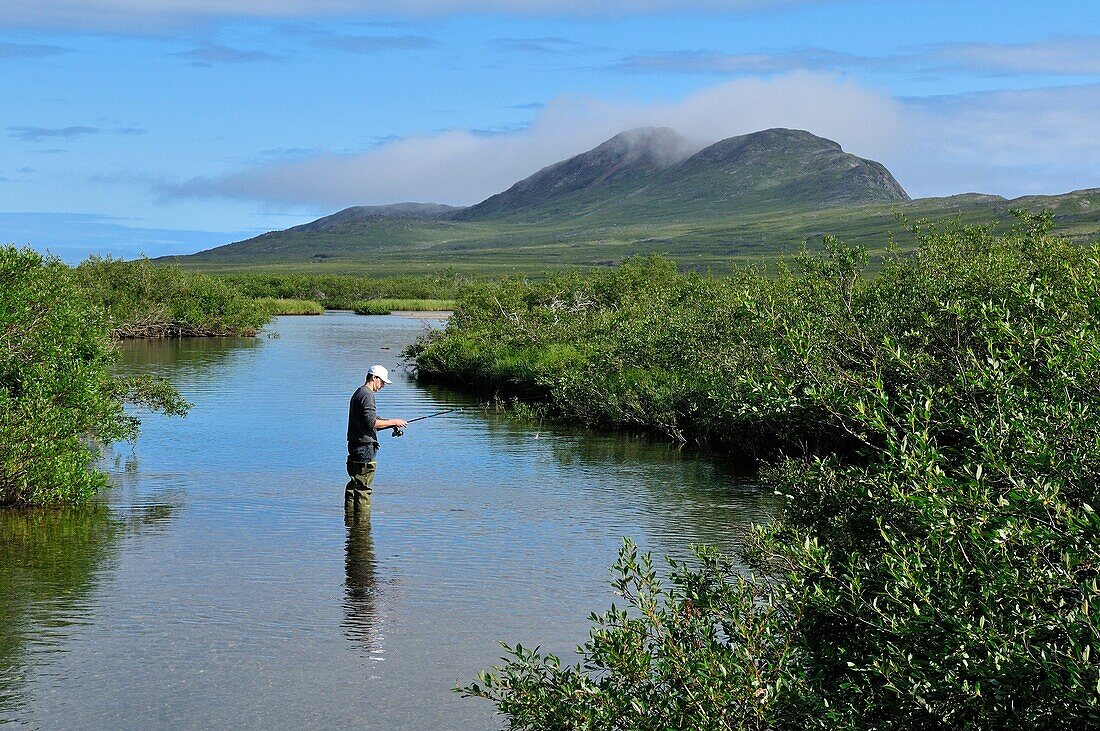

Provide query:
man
left=346, top=365, right=407, bottom=514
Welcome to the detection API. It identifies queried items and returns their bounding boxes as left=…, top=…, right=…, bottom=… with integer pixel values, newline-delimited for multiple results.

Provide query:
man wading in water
left=346, top=365, right=408, bottom=515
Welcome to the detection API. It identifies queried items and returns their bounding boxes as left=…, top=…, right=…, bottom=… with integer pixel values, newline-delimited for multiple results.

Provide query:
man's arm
left=375, top=417, right=409, bottom=430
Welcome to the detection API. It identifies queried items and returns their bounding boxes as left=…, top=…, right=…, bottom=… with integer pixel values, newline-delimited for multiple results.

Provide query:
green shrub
left=0, top=247, right=189, bottom=505
left=453, top=216, right=1100, bottom=727
left=222, top=271, right=469, bottom=310
left=74, top=257, right=272, bottom=337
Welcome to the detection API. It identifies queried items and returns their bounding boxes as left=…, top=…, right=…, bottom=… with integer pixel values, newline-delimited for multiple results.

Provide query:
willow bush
left=0, top=247, right=188, bottom=505
left=222, top=271, right=469, bottom=310
left=75, top=257, right=271, bottom=337
left=426, top=215, right=1100, bottom=728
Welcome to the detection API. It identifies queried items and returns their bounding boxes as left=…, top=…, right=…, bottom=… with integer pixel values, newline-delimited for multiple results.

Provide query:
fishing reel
left=392, top=426, right=405, bottom=437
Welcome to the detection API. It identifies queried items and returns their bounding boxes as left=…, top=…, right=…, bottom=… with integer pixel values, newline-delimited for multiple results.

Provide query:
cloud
left=311, top=33, right=437, bottom=53
left=0, top=211, right=246, bottom=262
left=155, top=74, right=1100, bottom=207
left=491, top=36, right=609, bottom=54
left=897, top=83, right=1100, bottom=195
left=617, top=48, right=879, bottom=75
left=8, top=125, right=97, bottom=141
left=0, top=40, right=70, bottom=58
left=931, top=36, right=1100, bottom=76
left=169, top=42, right=283, bottom=65
left=158, top=72, right=904, bottom=207
left=617, top=36, right=1100, bottom=78
left=0, top=0, right=822, bottom=30
left=7, top=124, right=144, bottom=141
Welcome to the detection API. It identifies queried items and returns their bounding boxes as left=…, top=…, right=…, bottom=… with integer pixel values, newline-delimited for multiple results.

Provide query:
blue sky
left=3, top=0, right=1099, bottom=260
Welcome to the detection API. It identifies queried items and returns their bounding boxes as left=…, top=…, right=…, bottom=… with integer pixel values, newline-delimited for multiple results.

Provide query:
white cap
left=368, top=364, right=393, bottom=384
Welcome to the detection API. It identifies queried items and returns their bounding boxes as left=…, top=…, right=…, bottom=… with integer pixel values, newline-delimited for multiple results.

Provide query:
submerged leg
left=344, top=458, right=377, bottom=514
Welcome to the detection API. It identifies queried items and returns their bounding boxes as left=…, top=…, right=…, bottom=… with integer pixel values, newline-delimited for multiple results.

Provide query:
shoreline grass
left=353, top=298, right=455, bottom=315
left=255, top=297, right=324, bottom=315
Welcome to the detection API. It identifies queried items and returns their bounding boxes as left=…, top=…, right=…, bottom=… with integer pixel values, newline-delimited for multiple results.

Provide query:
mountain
left=454, top=127, right=908, bottom=223
left=164, top=128, right=1098, bottom=275
left=291, top=203, right=462, bottom=231
left=452, top=127, right=699, bottom=220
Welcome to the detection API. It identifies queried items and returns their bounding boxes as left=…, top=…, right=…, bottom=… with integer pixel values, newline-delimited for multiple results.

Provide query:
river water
left=1, top=311, right=772, bottom=729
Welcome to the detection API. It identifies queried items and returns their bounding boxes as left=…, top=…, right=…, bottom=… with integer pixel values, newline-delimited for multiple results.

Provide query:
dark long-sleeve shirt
left=347, top=385, right=379, bottom=449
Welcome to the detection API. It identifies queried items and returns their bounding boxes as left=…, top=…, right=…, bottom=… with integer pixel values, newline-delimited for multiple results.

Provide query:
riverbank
left=416, top=215, right=1100, bottom=727
left=1, top=247, right=189, bottom=506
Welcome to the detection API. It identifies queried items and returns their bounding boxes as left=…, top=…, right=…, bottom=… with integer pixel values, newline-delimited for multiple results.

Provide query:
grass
left=255, top=297, right=324, bottom=315
left=353, top=298, right=456, bottom=315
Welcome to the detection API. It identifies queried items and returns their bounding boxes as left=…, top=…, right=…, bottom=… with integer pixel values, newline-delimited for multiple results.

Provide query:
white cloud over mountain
left=161, top=72, right=904, bottom=207
left=159, top=73, right=1100, bottom=208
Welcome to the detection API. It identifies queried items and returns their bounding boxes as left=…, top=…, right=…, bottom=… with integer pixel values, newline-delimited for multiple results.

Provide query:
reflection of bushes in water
left=0, top=507, right=119, bottom=711
left=113, top=336, right=262, bottom=379
left=0, top=505, right=178, bottom=712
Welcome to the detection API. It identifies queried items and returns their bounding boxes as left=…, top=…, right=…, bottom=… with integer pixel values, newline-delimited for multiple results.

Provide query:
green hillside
left=164, top=128, right=1100, bottom=276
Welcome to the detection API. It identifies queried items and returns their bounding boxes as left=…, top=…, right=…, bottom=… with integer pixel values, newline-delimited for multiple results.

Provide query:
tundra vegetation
left=407, top=214, right=1100, bottom=728
left=255, top=297, right=325, bottom=316
left=353, top=298, right=456, bottom=315
left=220, top=271, right=468, bottom=310
left=1, top=247, right=189, bottom=506
left=74, top=257, right=272, bottom=337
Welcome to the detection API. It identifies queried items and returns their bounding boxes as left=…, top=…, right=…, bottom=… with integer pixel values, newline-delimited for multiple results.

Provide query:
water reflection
left=115, top=336, right=260, bottom=377
left=0, top=503, right=177, bottom=718
left=343, top=511, right=383, bottom=659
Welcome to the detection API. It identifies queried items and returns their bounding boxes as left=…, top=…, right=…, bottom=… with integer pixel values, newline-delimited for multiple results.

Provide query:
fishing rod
left=391, top=408, right=461, bottom=437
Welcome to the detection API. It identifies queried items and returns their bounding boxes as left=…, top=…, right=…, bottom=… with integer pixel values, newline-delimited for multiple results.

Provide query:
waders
left=345, top=444, right=377, bottom=515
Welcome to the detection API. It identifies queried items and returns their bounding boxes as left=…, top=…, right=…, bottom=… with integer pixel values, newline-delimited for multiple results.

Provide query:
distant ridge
left=165, top=127, right=1100, bottom=274
left=292, top=203, right=462, bottom=232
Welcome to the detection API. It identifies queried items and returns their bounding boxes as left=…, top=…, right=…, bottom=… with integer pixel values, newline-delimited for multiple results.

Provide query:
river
left=0, top=311, right=773, bottom=729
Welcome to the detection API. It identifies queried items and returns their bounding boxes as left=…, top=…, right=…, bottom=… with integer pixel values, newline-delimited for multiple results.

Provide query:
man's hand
left=375, top=417, right=409, bottom=430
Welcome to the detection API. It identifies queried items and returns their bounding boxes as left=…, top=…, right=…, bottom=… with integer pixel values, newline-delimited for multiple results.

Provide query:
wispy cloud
left=1, top=0, right=825, bottom=31
left=0, top=39, right=70, bottom=59
left=169, top=42, right=283, bottom=66
left=898, top=83, right=1100, bottom=195
left=617, top=36, right=1100, bottom=78
left=932, top=36, right=1100, bottom=76
left=312, top=33, right=437, bottom=53
left=8, top=125, right=97, bottom=141
left=8, top=125, right=145, bottom=141
left=617, top=48, right=878, bottom=75
left=0, top=211, right=248, bottom=262
left=492, top=36, right=609, bottom=54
